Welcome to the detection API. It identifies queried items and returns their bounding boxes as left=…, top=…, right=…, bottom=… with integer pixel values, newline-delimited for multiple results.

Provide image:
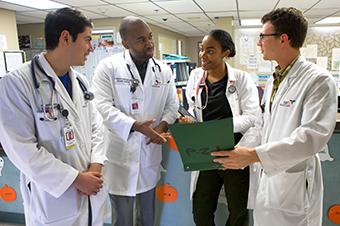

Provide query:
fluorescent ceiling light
left=92, top=30, right=114, bottom=34
left=241, top=19, right=261, bottom=26
left=315, top=17, right=340, bottom=25
left=2, top=0, right=68, bottom=10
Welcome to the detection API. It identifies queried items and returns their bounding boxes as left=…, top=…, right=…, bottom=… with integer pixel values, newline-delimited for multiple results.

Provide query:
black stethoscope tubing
left=31, top=55, right=94, bottom=101
left=124, top=52, right=163, bottom=93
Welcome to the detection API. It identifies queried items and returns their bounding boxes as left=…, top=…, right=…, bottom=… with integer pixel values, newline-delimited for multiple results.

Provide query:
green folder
left=169, top=117, right=234, bottom=171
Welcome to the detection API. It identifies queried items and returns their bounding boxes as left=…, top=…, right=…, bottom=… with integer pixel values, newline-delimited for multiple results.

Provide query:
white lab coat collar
left=226, top=62, right=236, bottom=82
left=192, top=61, right=239, bottom=122
left=123, top=50, right=158, bottom=93
left=225, top=62, right=237, bottom=94
left=284, top=55, right=305, bottom=80
left=270, top=55, right=305, bottom=113
left=37, top=52, right=79, bottom=119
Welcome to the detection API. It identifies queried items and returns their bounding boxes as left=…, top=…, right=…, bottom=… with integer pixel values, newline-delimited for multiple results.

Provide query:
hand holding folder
left=169, top=117, right=234, bottom=171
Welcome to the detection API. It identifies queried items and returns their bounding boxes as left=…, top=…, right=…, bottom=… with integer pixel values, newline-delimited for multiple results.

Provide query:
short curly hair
left=261, top=7, right=308, bottom=48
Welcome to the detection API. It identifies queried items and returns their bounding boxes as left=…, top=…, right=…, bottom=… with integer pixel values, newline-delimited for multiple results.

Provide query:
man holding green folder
left=212, top=7, right=337, bottom=226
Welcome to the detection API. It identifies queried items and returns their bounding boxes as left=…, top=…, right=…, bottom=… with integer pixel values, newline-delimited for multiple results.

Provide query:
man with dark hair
left=212, top=7, right=337, bottom=226
left=92, top=16, right=178, bottom=226
left=0, top=7, right=108, bottom=226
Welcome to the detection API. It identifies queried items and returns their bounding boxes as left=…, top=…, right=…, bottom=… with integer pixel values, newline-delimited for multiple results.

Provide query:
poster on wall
left=0, top=35, right=7, bottom=50
left=18, top=35, right=30, bottom=49
left=304, top=44, right=318, bottom=59
left=258, top=59, right=273, bottom=73
left=332, top=48, right=340, bottom=71
left=247, top=54, right=257, bottom=69
left=239, top=36, right=255, bottom=65
left=33, top=37, right=45, bottom=49
left=316, top=57, right=328, bottom=69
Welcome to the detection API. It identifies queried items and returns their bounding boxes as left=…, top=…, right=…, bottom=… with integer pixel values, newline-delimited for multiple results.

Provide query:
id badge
left=130, top=98, right=141, bottom=115
left=64, top=125, right=76, bottom=150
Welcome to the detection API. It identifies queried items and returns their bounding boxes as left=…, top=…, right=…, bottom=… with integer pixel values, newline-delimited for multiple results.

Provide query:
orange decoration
left=167, top=135, right=179, bottom=152
left=0, top=184, right=17, bottom=202
left=156, top=183, right=178, bottom=203
left=328, top=204, right=340, bottom=224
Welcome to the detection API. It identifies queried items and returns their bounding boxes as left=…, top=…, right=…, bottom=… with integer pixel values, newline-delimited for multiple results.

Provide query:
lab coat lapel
left=38, top=53, right=79, bottom=120
left=125, top=50, right=144, bottom=94
left=194, top=71, right=204, bottom=122
left=270, top=57, right=302, bottom=113
left=143, top=58, right=153, bottom=89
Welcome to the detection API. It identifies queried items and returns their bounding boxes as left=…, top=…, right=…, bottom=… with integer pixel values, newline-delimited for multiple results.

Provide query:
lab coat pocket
left=113, top=84, right=131, bottom=114
left=140, top=142, right=162, bottom=167
left=264, top=171, right=306, bottom=214
left=35, top=117, right=62, bottom=142
left=105, top=131, right=138, bottom=166
left=30, top=184, right=80, bottom=224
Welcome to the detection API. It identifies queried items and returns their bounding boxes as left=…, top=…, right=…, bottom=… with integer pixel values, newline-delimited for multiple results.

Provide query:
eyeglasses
left=258, top=33, right=281, bottom=40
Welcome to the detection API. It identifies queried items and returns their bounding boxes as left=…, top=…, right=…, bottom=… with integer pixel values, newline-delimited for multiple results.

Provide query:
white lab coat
left=92, top=50, right=178, bottom=196
left=185, top=62, right=262, bottom=200
left=252, top=56, right=337, bottom=226
left=0, top=53, right=108, bottom=226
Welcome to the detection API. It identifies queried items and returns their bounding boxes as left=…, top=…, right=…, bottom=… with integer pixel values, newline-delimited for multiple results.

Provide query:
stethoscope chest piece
left=228, top=85, right=236, bottom=94
left=130, top=79, right=140, bottom=93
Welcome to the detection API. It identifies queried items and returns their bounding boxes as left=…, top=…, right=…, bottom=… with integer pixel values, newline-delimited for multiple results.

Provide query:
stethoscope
left=124, top=53, right=166, bottom=93
left=192, top=71, right=237, bottom=110
left=31, top=55, right=94, bottom=121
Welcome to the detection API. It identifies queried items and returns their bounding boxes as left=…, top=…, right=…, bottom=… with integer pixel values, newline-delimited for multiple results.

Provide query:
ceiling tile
left=154, top=0, right=203, bottom=14
left=0, top=2, right=34, bottom=11
left=81, top=5, right=130, bottom=17
left=195, top=0, right=236, bottom=12
left=115, top=2, right=167, bottom=15
left=304, top=8, right=339, bottom=17
left=16, top=10, right=49, bottom=19
left=189, top=21, right=215, bottom=27
left=206, top=11, right=238, bottom=18
left=238, top=0, right=275, bottom=11
left=176, top=13, right=211, bottom=22
left=314, top=0, right=340, bottom=9
left=277, top=0, right=319, bottom=10
left=77, top=8, right=108, bottom=19
left=238, top=10, right=269, bottom=19
left=50, top=0, right=106, bottom=7
left=145, top=14, right=183, bottom=23
left=104, top=0, right=148, bottom=3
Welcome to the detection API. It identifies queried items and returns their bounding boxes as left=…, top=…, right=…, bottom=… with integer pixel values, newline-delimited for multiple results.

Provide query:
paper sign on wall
left=0, top=34, right=7, bottom=50
left=305, top=44, right=318, bottom=59
left=316, top=57, right=328, bottom=69
left=332, top=48, right=340, bottom=71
